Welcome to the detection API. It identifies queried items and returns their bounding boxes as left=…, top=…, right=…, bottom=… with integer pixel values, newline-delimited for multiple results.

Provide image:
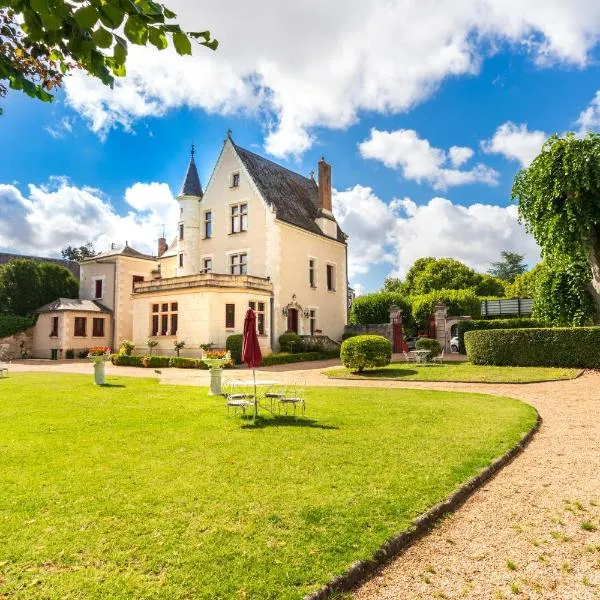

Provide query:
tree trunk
left=588, top=225, right=600, bottom=324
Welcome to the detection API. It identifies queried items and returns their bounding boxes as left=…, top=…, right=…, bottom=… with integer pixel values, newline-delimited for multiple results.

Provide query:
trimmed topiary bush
left=278, top=332, right=302, bottom=353
left=226, top=334, right=243, bottom=364
left=457, top=318, right=544, bottom=354
left=464, top=327, right=600, bottom=368
left=415, top=337, right=442, bottom=358
left=340, top=335, right=392, bottom=373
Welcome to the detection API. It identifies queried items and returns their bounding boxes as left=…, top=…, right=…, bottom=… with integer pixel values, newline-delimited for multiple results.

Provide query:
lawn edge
left=323, top=368, right=583, bottom=384
left=304, top=409, right=542, bottom=600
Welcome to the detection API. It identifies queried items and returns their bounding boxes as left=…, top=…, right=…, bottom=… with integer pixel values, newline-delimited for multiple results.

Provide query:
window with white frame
left=326, top=264, right=336, bottom=291
left=230, top=253, right=247, bottom=275
left=309, top=309, right=317, bottom=335
left=309, top=258, right=316, bottom=288
left=202, top=258, right=213, bottom=273
left=151, top=302, right=178, bottom=336
left=249, top=301, right=266, bottom=335
left=204, top=210, right=212, bottom=239
left=230, top=203, right=248, bottom=233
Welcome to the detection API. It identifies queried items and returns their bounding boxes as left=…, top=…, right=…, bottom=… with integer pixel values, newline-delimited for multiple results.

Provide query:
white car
left=450, top=336, right=460, bottom=353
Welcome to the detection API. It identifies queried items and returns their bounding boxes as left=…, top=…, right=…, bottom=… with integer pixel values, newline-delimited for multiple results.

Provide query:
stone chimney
left=157, top=237, right=168, bottom=257
left=318, top=157, right=332, bottom=212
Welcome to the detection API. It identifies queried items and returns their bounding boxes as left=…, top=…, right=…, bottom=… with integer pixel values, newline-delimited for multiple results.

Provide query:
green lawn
left=0, top=373, right=536, bottom=599
left=325, top=362, right=581, bottom=383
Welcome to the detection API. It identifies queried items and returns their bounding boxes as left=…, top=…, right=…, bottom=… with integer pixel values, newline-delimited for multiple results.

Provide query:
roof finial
left=309, top=170, right=315, bottom=180
left=226, top=128, right=232, bottom=139
left=191, top=142, right=195, bottom=160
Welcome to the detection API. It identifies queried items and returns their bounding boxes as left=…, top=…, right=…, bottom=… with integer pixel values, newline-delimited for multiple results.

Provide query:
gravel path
left=10, top=362, right=600, bottom=597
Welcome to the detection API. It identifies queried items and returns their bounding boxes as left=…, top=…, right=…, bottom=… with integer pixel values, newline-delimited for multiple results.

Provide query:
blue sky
left=1, top=1, right=600, bottom=294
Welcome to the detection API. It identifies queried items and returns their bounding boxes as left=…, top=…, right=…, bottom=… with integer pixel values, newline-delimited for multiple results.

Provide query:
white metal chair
left=223, top=378, right=254, bottom=416
left=278, top=378, right=306, bottom=416
left=403, top=351, right=417, bottom=364
left=0, top=344, right=10, bottom=378
left=432, top=350, right=444, bottom=365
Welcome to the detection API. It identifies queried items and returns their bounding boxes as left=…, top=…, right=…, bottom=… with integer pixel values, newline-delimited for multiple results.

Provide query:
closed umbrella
left=242, top=307, right=263, bottom=420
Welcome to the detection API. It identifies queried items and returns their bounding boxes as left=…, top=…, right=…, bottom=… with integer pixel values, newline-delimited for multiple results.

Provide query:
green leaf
left=29, top=0, right=49, bottom=15
left=148, top=27, right=168, bottom=50
left=92, top=27, right=113, bottom=48
left=163, top=7, right=176, bottom=18
left=124, top=15, right=149, bottom=45
left=113, top=39, right=127, bottom=66
left=99, top=4, right=125, bottom=29
left=172, top=31, right=191, bottom=55
left=74, top=5, right=99, bottom=30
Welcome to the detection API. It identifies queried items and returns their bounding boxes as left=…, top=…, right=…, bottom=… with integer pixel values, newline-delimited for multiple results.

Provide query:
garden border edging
left=304, top=410, right=542, bottom=600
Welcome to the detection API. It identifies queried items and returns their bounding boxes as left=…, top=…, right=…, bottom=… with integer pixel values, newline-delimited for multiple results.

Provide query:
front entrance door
left=287, top=308, right=299, bottom=333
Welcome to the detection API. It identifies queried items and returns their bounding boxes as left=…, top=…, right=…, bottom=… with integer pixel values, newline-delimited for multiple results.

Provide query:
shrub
left=141, top=355, right=171, bottom=368
left=170, top=357, right=207, bottom=369
left=278, top=332, right=302, bottom=353
left=464, top=327, right=600, bottom=368
left=410, top=289, right=481, bottom=327
left=146, top=339, right=159, bottom=356
left=415, top=337, right=442, bottom=358
left=0, top=314, right=36, bottom=338
left=226, top=334, right=243, bottom=364
left=260, top=350, right=339, bottom=367
left=78, top=349, right=88, bottom=358
left=340, top=335, right=392, bottom=373
left=111, top=354, right=143, bottom=367
left=457, top=318, right=544, bottom=354
left=65, top=348, right=75, bottom=359
left=119, top=340, right=135, bottom=356
left=349, top=293, right=414, bottom=331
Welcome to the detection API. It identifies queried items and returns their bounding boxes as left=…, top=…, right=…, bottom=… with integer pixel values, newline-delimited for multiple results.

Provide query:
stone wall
left=0, top=327, right=34, bottom=359
left=344, top=324, right=393, bottom=344
left=299, top=334, right=340, bottom=351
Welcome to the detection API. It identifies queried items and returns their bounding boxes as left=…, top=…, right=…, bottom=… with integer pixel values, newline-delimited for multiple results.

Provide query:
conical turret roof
left=180, top=145, right=203, bottom=197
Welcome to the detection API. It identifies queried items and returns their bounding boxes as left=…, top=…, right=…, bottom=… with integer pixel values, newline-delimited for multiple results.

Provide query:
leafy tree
left=532, top=257, right=594, bottom=326
left=403, top=257, right=481, bottom=296
left=0, top=1, right=217, bottom=112
left=505, top=262, right=544, bottom=298
left=410, top=289, right=481, bottom=328
left=349, top=292, right=414, bottom=332
left=0, top=258, right=77, bottom=315
left=382, top=276, right=404, bottom=294
left=514, top=132, right=600, bottom=321
left=474, top=275, right=506, bottom=297
left=61, top=241, right=97, bottom=261
left=488, top=251, right=527, bottom=282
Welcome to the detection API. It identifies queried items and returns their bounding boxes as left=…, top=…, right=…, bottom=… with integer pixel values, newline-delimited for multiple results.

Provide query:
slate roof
left=180, top=147, right=204, bottom=197
left=0, top=252, right=80, bottom=278
left=36, top=298, right=112, bottom=314
left=233, top=143, right=346, bottom=243
left=80, top=245, right=156, bottom=262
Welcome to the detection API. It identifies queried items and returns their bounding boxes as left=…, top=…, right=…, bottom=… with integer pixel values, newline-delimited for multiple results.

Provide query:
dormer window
left=231, top=172, right=240, bottom=188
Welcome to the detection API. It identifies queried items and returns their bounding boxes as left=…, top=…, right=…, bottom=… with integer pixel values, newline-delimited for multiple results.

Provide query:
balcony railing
left=133, top=272, right=273, bottom=295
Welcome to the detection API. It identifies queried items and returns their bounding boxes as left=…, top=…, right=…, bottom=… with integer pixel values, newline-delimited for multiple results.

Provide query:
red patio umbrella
left=242, top=307, right=262, bottom=419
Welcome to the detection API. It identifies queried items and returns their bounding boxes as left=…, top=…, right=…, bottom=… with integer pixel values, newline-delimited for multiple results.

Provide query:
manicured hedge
left=340, top=335, right=392, bottom=372
left=415, top=337, right=442, bottom=358
left=278, top=332, right=302, bottom=352
left=110, top=355, right=211, bottom=369
left=260, top=350, right=339, bottom=367
left=0, top=314, right=36, bottom=338
left=464, top=327, right=600, bottom=368
left=170, top=357, right=208, bottom=369
left=457, top=318, right=544, bottom=353
left=226, top=334, right=243, bottom=364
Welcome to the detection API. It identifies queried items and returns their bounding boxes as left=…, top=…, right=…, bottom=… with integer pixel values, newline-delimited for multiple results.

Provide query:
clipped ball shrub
left=415, top=337, right=442, bottom=358
left=340, top=335, right=392, bottom=373
left=464, top=327, right=600, bottom=368
left=226, top=334, right=243, bottom=364
left=278, top=332, right=302, bottom=353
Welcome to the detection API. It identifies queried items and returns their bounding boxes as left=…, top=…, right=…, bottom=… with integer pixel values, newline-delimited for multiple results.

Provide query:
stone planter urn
left=88, top=347, right=111, bottom=385
left=201, top=352, right=232, bottom=395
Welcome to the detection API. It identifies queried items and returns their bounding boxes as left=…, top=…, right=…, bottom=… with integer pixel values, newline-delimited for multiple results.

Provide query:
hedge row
left=0, top=314, right=36, bottom=338
left=260, top=350, right=339, bottom=367
left=110, top=354, right=211, bottom=369
left=457, top=318, right=544, bottom=353
left=464, top=327, right=600, bottom=368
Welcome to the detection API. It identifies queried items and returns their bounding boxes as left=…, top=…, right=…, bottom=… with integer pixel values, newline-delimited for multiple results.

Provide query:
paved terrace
left=8, top=360, right=600, bottom=598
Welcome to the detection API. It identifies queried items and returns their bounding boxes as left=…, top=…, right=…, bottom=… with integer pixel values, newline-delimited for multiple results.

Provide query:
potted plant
left=88, top=346, right=111, bottom=385
left=201, top=349, right=232, bottom=395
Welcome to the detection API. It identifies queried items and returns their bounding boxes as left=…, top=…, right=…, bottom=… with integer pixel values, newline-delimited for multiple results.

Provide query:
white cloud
left=0, top=179, right=177, bottom=256
left=576, top=90, right=600, bottom=132
left=482, top=121, right=547, bottom=167
left=45, top=117, right=74, bottom=139
left=334, top=185, right=539, bottom=280
left=61, top=0, right=600, bottom=157
left=359, top=128, right=498, bottom=190
left=351, top=282, right=366, bottom=297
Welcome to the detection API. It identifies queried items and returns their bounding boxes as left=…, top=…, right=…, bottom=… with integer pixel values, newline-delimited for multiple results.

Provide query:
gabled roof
left=36, top=298, right=112, bottom=314
left=232, top=143, right=346, bottom=243
left=0, top=252, right=80, bottom=278
left=81, top=245, right=156, bottom=262
left=180, top=146, right=203, bottom=197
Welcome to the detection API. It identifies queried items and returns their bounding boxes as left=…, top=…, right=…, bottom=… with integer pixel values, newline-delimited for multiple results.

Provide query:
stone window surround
left=326, top=261, right=337, bottom=292
left=230, top=170, right=240, bottom=188
left=308, top=306, right=318, bottom=335
left=92, top=317, right=106, bottom=338
left=150, top=302, right=179, bottom=337
left=308, top=255, right=318, bottom=289
left=229, top=200, right=249, bottom=234
left=249, top=299, right=267, bottom=336
left=200, top=254, right=214, bottom=274
left=93, top=276, right=105, bottom=300
left=226, top=248, right=250, bottom=276
left=203, top=209, right=213, bottom=239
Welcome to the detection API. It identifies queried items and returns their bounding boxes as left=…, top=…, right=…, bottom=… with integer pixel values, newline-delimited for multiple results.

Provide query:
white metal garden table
left=413, top=349, right=431, bottom=364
